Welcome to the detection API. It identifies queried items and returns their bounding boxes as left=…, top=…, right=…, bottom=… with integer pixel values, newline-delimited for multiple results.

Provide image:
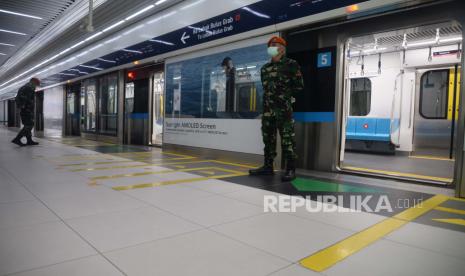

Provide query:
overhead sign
left=44, top=0, right=369, bottom=85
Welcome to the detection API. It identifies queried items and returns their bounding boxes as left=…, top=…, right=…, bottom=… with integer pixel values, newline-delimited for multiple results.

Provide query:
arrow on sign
left=181, top=32, right=190, bottom=44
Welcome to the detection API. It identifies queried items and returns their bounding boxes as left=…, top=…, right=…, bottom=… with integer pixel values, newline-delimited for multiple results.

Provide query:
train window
left=350, top=78, right=371, bottom=116
left=420, top=70, right=449, bottom=119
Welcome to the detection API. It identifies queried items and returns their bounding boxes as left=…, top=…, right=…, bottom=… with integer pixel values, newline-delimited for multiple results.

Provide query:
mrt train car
left=344, top=23, right=462, bottom=157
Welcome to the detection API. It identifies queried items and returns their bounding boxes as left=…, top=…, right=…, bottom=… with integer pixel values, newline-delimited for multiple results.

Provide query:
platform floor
left=1, top=128, right=465, bottom=276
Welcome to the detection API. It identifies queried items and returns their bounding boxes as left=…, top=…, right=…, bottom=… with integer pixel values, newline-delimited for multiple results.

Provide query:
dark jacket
left=15, top=83, right=35, bottom=113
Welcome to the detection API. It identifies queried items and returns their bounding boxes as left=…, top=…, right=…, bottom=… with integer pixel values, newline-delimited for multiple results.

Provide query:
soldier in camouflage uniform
left=11, top=78, right=41, bottom=147
left=249, top=36, right=304, bottom=181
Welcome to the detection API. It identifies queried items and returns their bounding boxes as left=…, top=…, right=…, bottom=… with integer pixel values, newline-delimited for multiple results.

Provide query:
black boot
left=281, top=160, right=296, bottom=182
left=26, top=136, right=39, bottom=146
left=249, top=159, right=274, bottom=176
left=11, top=138, right=26, bottom=147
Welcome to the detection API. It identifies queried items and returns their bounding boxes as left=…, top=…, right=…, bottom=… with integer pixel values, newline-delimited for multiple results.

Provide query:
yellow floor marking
left=432, top=218, right=465, bottom=227
left=434, top=206, right=465, bottom=216
left=448, top=197, right=465, bottom=203
left=89, top=166, right=243, bottom=184
left=299, top=194, right=449, bottom=272
left=58, top=157, right=192, bottom=167
left=200, top=171, right=216, bottom=175
left=213, top=160, right=258, bottom=169
left=343, top=166, right=453, bottom=183
left=174, top=165, right=186, bottom=169
left=70, top=160, right=209, bottom=172
left=112, top=173, right=247, bottom=191
left=70, top=159, right=250, bottom=172
left=409, top=155, right=455, bottom=161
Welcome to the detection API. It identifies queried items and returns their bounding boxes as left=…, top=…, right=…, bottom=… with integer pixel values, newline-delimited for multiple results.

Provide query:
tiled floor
left=1, top=128, right=465, bottom=276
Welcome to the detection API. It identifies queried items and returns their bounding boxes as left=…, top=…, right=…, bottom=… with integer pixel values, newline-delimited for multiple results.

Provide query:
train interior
left=340, top=21, right=463, bottom=185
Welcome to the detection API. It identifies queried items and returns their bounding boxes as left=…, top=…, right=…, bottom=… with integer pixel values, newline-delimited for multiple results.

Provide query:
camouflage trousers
left=261, top=114, right=297, bottom=164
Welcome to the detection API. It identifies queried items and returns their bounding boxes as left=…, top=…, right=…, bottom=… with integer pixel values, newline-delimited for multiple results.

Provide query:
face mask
left=267, top=46, right=279, bottom=57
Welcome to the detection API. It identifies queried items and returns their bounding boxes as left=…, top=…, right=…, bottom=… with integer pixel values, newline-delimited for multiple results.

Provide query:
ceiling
left=348, top=21, right=463, bottom=54
left=0, top=0, right=77, bottom=66
left=0, top=0, right=182, bottom=84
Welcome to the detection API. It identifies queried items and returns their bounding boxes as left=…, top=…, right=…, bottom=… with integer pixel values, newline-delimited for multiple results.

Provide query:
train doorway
left=340, top=22, right=462, bottom=185
left=123, top=64, right=164, bottom=146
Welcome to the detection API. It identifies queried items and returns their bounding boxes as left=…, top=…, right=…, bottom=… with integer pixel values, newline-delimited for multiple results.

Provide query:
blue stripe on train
left=293, top=112, right=335, bottom=122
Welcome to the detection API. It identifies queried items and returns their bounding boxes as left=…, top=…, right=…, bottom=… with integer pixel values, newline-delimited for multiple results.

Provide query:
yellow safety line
left=434, top=206, right=465, bottom=216
left=70, top=160, right=211, bottom=172
left=58, top=157, right=192, bottom=167
left=432, top=218, right=465, bottom=227
left=112, top=173, right=248, bottom=191
left=89, top=166, right=244, bottom=183
left=299, top=194, right=449, bottom=272
left=212, top=160, right=258, bottom=169
left=409, top=155, right=455, bottom=162
left=71, top=159, right=252, bottom=172
left=448, top=197, right=465, bottom=203
left=343, top=166, right=453, bottom=183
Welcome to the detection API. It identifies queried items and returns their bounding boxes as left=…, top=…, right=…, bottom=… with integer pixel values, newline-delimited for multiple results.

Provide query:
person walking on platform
left=11, top=78, right=41, bottom=147
left=249, top=36, right=304, bottom=181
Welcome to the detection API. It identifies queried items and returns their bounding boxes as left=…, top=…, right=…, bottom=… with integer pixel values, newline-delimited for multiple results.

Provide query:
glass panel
left=152, top=72, right=164, bottom=145
left=67, top=93, right=75, bottom=114
left=420, top=70, right=448, bottom=119
left=165, top=44, right=268, bottom=119
left=99, top=74, right=118, bottom=135
left=83, top=79, right=97, bottom=132
left=349, top=78, right=371, bottom=116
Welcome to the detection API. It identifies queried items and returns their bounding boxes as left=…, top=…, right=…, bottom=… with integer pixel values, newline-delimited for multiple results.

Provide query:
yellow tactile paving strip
left=299, top=194, right=450, bottom=272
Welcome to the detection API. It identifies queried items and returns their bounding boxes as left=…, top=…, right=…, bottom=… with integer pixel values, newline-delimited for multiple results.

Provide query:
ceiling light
left=78, top=64, right=103, bottom=70
left=181, top=0, right=205, bottom=10
left=0, top=9, right=43, bottom=20
left=149, top=39, right=174, bottom=45
left=70, top=41, right=86, bottom=49
left=125, top=5, right=155, bottom=21
left=0, top=42, right=15, bottom=47
left=84, top=31, right=103, bottom=42
left=0, top=28, right=27, bottom=36
left=102, top=20, right=126, bottom=33
left=104, top=36, right=122, bottom=44
left=0, top=53, right=6, bottom=56
left=122, top=49, right=143, bottom=54
left=439, top=37, right=463, bottom=43
left=363, top=47, right=387, bottom=53
left=155, top=0, right=169, bottom=5
left=97, top=58, right=116, bottom=63
left=407, top=40, right=436, bottom=47
left=241, top=7, right=270, bottom=19
left=76, top=51, right=89, bottom=58
left=89, top=44, right=103, bottom=51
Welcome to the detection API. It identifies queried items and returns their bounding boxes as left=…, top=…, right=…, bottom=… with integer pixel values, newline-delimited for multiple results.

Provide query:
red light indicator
left=363, top=124, right=369, bottom=129
left=346, top=4, right=360, bottom=13
left=127, top=71, right=135, bottom=80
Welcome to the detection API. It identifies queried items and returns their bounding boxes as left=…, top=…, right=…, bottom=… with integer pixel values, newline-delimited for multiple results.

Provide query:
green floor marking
left=291, top=178, right=381, bottom=193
